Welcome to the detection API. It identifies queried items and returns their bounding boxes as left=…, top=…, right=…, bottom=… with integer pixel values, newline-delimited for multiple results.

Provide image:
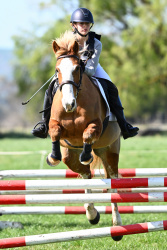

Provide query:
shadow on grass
left=0, top=132, right=35, bottom=139
left=22, top=221, right=80, bottom=229
left=141, top=129, right=167, bottom=136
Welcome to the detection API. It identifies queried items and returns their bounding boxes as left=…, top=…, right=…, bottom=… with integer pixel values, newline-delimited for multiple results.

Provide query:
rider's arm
left=81, top=39, right=102, bottom=77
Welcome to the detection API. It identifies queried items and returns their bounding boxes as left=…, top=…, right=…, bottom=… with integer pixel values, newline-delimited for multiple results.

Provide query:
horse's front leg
left=80, top=119, right=102, bottom=165
left=47, top=119, right=62, bottom=166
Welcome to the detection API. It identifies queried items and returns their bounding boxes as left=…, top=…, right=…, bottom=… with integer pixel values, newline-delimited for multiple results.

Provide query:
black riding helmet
left=70, top=8, right=94, bottom=37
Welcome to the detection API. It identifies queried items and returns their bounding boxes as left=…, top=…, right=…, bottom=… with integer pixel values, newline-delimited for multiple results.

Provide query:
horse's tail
left=90, top=151, right=122, bottom=178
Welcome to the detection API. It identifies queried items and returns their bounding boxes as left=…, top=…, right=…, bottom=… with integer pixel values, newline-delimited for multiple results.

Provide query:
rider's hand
left=80, top=60, right=85, bottom=73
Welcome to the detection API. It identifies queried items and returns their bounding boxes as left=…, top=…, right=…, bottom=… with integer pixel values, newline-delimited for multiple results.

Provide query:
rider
left=32, top=7, right=139, bottom=140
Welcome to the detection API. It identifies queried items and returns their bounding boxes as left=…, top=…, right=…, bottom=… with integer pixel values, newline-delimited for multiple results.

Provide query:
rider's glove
left=80, top=60, right=85, bottom=73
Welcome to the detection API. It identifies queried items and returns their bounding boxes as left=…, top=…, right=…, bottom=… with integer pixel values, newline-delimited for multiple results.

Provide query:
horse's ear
left=52, top=41, right=60, bottom=53
left=71, top=40, right=79, bottom=54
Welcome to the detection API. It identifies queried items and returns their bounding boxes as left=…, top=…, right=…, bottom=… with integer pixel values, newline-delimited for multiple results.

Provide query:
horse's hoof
left=46, top=153, right=61, bottom=167
left=112, top=235, right=123, bottom=241
left=88, top=211, right=100, bottom=225
left=79, top=153, right=93, bottom=165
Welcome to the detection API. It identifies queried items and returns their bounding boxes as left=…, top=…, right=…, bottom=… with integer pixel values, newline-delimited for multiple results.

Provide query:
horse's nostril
left=71, top=100, right=75, bottom=109
left=64, top=99, right=76, bottom=112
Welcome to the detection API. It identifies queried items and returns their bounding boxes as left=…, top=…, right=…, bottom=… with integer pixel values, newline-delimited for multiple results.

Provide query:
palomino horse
left=47, top=31, right=122, bottom=241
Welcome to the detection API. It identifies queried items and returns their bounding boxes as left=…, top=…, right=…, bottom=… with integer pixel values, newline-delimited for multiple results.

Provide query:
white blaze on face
left=58, top=58, right=77, bottom=112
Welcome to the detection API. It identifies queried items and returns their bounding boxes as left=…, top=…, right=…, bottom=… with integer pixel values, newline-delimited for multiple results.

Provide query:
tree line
left=13, top=0, right=167, bottom=123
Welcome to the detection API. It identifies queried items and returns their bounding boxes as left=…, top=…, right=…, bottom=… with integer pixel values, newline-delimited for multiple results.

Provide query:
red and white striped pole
left=0, top=177, right=167, bottom=190
left=1, top=205, right=167, bottom=215
left=0, top=168, right=167, bottom=178
left=0, top=220, right=167, bottom=248
left=0, top=192, right=167, bottom=204
left=1, top=187, right=167, bottom=195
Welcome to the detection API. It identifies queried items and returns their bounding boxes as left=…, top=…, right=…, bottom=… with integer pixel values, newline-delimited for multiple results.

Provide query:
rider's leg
left=31, top=89, right=51, bottom=138
left=111, top=95, right=139, bottom=139
left=97, top=78, right=139, bottom=139
left=31, top=75, right=59, bottom=139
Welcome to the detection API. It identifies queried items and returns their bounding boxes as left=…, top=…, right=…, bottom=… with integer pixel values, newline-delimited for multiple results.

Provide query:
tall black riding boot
left=97, top=78, right=139, bottom=139
left=111, top=96, right=139, bottom=139
left=31, top=90, right=51, bottom=138
left=107, top=82, right=139, bottom=139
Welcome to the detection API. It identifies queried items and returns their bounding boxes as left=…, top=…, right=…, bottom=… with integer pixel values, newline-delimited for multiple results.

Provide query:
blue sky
left=0, top=0, right=78, bottom=49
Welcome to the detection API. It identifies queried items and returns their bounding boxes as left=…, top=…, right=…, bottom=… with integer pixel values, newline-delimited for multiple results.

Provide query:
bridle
left=56, top=54, right=83, bottom=99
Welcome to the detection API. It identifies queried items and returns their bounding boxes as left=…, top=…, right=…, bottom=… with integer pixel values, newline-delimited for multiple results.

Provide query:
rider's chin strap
left=73, top=24, right=93, bottom=37
left=74, top=27, right=88, bottom=37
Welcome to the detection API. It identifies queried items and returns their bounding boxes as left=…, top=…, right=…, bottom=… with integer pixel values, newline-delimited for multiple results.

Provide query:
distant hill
left=0, top=49, right=29, bottom=130
left=0, top=49, right=14, bottom=80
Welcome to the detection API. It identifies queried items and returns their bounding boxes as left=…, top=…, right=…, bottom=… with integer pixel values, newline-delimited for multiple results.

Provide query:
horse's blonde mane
left=54, top=31, right=79, bottom=58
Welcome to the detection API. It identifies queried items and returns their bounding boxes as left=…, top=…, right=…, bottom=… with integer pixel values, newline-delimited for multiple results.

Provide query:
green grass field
left=0, top=135, right=167, bottom=249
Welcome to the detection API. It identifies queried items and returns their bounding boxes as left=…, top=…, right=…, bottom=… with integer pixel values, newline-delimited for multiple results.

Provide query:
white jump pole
left=0, top=189, right=107, bottom=195
left=0, top=192, right=167, bottom=204
left=0, top=177, right=167, bottom=190
left=1, top=187, right=167, bottom=195
left=0, top=168, right=167, bottom=179
left=0, top=220, right=167, bottom=248
left=1, top=205, right=167, bottom=215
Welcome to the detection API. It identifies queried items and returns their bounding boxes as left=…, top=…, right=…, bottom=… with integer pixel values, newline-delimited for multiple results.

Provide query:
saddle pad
left=91, top=77, right=117, bottom=122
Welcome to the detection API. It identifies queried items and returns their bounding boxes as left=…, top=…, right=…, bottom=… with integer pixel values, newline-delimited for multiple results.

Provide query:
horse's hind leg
left=106, top=141, right=123, bottom=241
left=94, top=139, right=123, bottom=241
left=83, top=177, right=100, bottom=225
left=61, top=147, right=100, bottom=225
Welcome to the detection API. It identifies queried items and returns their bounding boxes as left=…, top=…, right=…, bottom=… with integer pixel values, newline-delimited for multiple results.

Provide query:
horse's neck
left=82, top=74, right=96, bottom=91
left=79, top=74, right=106, bottom=116
left=80, top=74, right=100, bottom=99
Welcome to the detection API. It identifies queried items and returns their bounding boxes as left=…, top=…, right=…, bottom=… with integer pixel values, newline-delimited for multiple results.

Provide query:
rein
left=56, top=54, right=83, bottom=98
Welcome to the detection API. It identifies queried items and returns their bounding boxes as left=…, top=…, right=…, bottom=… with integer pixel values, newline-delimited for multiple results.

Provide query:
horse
left=47, top=31, right=122, bottom=241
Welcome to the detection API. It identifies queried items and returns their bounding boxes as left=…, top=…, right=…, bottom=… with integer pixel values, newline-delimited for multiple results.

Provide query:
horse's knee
left=105, top=152, right=119, bottom=178
left=83, top=118, right=102, bottom=144
left=62, top=154, right=70, bottom=165
left=49, top=119, right=61, bottom=141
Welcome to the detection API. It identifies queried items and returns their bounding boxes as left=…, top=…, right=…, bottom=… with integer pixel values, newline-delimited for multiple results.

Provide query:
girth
left=64, top=116, right=109, bottom=149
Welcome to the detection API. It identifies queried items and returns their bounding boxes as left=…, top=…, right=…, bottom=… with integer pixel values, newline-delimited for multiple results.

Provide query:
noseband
left=56, top=54, right=83, bottom=98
